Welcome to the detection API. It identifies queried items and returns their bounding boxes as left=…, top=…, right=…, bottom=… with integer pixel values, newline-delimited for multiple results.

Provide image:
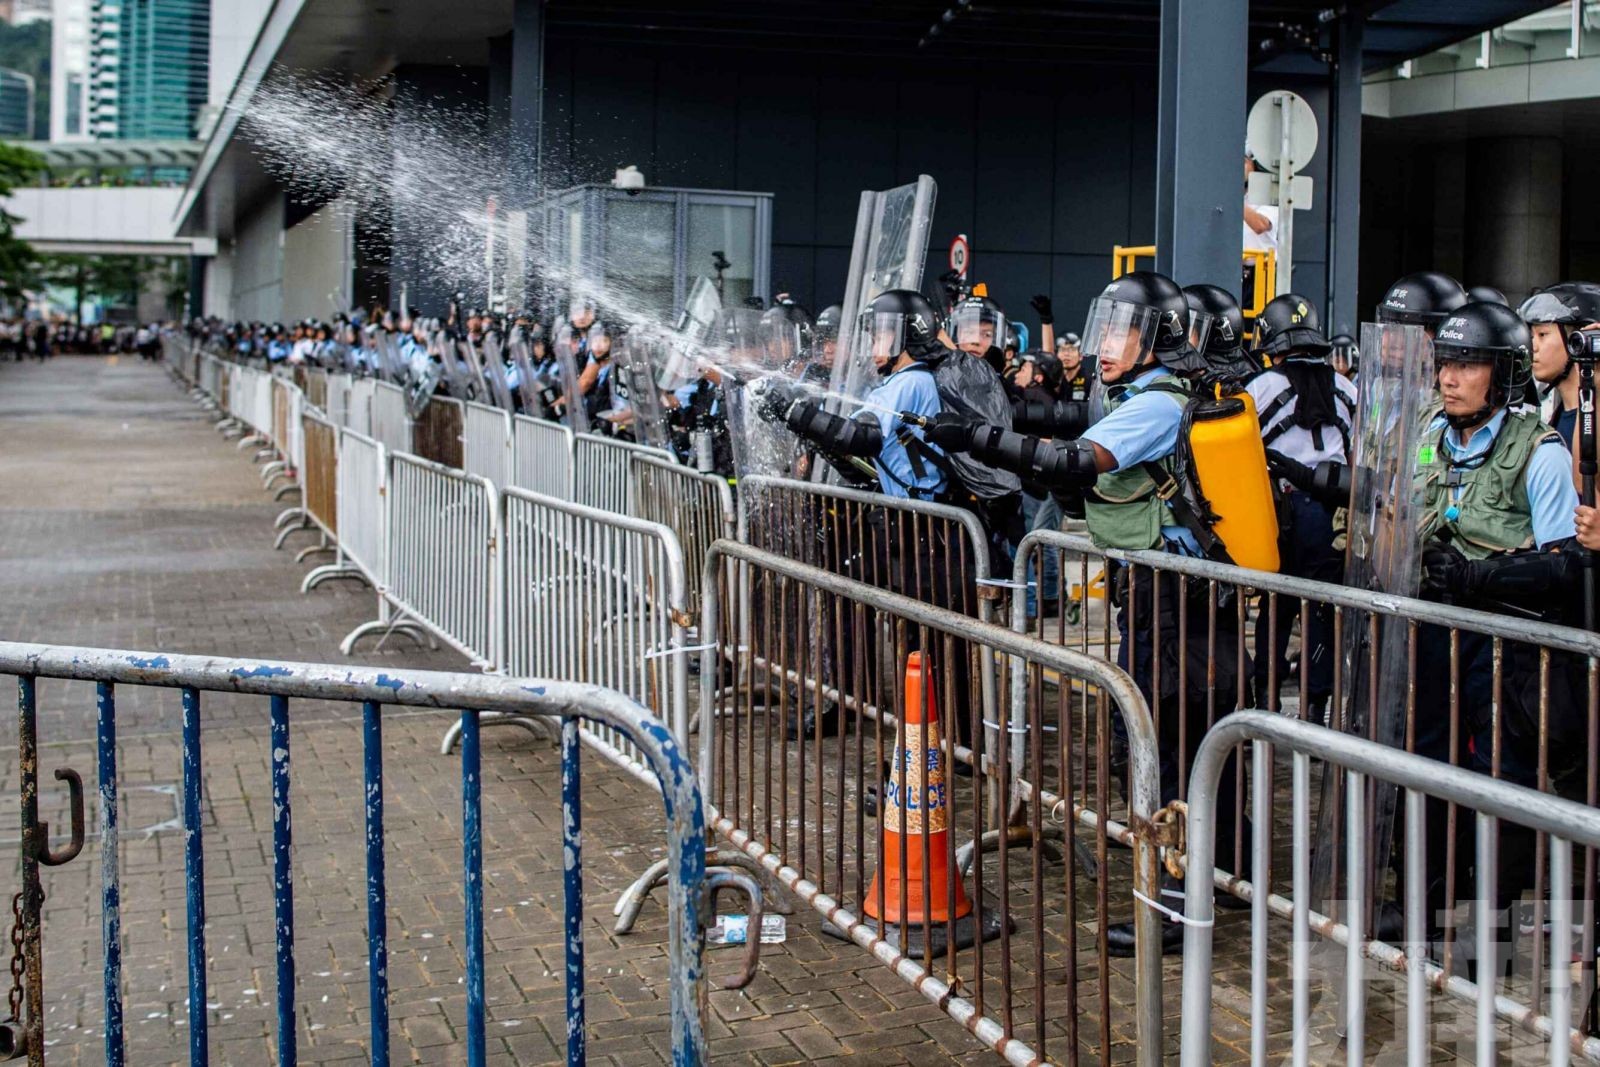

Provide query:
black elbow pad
left=968, top=427, right=1099, bottom=491
left=785, top=400, right=883, bottom=457
left=1308, top=462, right=1352, bottom=509
left=1012, top=398, right=1091, bottom=438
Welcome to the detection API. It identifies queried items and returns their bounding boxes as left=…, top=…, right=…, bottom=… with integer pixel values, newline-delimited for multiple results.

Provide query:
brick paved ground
left=0, top=355, right=1012, bottom=1065
left=0, top=356, right=1570, bottom=1066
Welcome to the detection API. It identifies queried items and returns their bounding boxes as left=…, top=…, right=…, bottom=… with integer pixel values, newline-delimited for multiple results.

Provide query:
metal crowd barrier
left=1016, top=527, right=1600, bottom=1053
left=347, top=376, right=376, bottom=436
left=324, top=372, right=354, bottom=429
left=511, top=414, right=575, bottom=500
left=700, top=539, right=1163, bottom=1067
left=1180, top=710, right=1600, bottom=1066
left=379, top=452, right=500, bottom=669
left=631, top=453, right=735, bottom=613
left=369, top=379, right=410, bottom=455
left=300, top=409, right=338, bottom=531
left=476, top=487, right=692, bottom=756
left=573, top=432, right=673, bottom=514
left=0, top=640, right=718, bottom=1066
left=736, top=475, right=1001, bottom=768
left=462, top=400, right=514, bottom=490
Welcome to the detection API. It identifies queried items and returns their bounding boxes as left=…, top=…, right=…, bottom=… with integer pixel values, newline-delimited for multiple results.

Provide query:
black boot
left=1106, top=919, right=1185, bottom=957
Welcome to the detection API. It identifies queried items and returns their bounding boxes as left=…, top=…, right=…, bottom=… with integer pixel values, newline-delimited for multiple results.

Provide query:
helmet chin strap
left=1446, top=401, right=1496, bottom=433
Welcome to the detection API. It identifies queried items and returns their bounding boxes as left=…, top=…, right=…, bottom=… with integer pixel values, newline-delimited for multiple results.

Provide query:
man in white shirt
left=1243, top=154, right=1278, bottom=255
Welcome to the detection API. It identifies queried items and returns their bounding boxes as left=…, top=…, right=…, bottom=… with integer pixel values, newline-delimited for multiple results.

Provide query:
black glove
left=755, top=379, right=799, bottom=423
left=925, top=412, right=979, bottom=452
left=1030, top=294, right=1053, bottom=325
left=1421, top=543, right=1475, bottom=602
left=1264, top=448, right=1313, bottom=490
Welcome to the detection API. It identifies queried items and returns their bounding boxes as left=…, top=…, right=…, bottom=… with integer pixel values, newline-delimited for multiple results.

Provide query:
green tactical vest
left=1418, top=408, right=1562, bottom=560
left=1084, top=371, right=1192, bottom=551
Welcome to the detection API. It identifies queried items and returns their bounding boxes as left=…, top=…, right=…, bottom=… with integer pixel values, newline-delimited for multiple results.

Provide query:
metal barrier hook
left=703, top=868, right=763, bottom=990
left=33, top=768, right=84, bottom=867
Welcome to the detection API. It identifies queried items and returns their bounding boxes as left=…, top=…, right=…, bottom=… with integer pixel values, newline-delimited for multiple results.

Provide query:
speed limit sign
left=948, top=234, right=970, bottom=279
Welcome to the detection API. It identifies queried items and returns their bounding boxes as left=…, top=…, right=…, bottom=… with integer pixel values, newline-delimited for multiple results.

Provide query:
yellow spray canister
left=1184, top=389, right=1280, bottom=573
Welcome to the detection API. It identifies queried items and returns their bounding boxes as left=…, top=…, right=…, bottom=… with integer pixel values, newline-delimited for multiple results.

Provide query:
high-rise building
left=89, top=0, right=208, bottom=139
left=50, top=0, right=93, bottom=140
left=0, top=68, right=34, bottom=137
left=10, top=0, right=50, bottom=25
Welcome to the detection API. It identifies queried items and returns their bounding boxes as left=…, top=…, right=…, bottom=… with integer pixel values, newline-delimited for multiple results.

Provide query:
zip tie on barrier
left=982, top=719, right=1058, bottom=735
left=642, top=642, right=747, bottom=660
left=1132, top=887, right=1214, bottom=927
left=975, top=577, right=1033, bottom=589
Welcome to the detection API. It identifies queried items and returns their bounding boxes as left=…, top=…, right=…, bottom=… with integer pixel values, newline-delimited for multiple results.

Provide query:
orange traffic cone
left=860, top=651, right=997, bottom=954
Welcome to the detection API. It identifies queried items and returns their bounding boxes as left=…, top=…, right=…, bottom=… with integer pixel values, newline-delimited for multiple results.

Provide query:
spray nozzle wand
left=898, top=411, right=931, bottom=429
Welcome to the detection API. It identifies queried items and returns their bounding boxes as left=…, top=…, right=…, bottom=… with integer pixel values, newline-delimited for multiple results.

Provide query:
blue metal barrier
left=1, top=641, right=711, bottom=1067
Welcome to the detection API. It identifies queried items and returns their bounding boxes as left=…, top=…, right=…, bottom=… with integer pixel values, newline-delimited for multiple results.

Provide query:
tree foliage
left=0, top=140, right=43, bottom=299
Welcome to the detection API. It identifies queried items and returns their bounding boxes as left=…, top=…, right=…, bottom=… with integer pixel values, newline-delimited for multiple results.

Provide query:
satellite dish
left=1246, top=90, right=1318, bottom=173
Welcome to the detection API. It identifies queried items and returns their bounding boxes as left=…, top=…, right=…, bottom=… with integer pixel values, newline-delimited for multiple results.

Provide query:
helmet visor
left=949, top=305, right=1005, bottom=356
left=853, top=311, right=908, bottom=370
left=1081, top=297, right=1160, bottom=364
left=1186, top=308, right=1215, bottom=356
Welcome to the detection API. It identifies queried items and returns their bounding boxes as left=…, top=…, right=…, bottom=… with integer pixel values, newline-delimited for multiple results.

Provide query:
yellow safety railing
left=1111, top=244, right=1278, bottom=327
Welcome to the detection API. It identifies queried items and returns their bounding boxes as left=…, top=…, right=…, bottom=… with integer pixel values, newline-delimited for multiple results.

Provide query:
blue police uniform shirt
left=1080, top=365, right=1200, bottom=554
left=267, top=340, right=290, bottom=363
left=1431, top=407, right=1577, bottom=548
left=864, top=364, right=945, bottom=499
left=504, top=361, right=521, bottom=391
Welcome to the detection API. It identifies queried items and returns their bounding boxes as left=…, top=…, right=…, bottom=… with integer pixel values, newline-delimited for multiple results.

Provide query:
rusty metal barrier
left=631, top=453, right=735, bottom=612
left=700, top=539, right=1162, bottom=1067
left=412, top=395, right=465, bottom=468
left=1180, top=711, right=1600, bottom=1066
left=736, top=475, right=1002, bottom=778
left=291, top=410, right=338, bottom=560
left=1016, top=527, right=1600, bottom=1055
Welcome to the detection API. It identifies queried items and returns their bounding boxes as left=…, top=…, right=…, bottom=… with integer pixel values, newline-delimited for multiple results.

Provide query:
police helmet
left=1377, top=271, right=1468, bottom=329
left=1023, top=348, right=1065, bottom=392
left=1253, top=292, right=1331, bottom=360
left=858, top=289, right=944, bottom=369
left=815, top=304, right=843, bottom=341
left=1181, top=283, right=1245, bottom=359
left=762, top=301, right=815, bottom=361
left=1432, top=300, right=1532, bottom=410
left=1083, top=270, right=1204, bottom=374
left=1329, top=333, right=1359, bottom=374
left=1467, top=285, right=1508, bottom=306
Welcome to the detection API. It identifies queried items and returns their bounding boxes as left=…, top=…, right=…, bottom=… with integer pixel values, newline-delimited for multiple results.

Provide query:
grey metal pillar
left=508, top=0, right=545, bottom=202
left=488, top=33, right=512, bottom=146
left=1154, top=0, right=1248, bottom=289
left=1325, top=10, right=1364, bottom=336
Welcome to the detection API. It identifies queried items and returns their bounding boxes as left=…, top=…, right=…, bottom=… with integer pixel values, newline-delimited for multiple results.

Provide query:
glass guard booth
left=535, top=184, right=773, bottom=320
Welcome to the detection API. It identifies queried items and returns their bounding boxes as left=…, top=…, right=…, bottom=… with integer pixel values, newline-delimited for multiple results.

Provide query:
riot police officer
left=1246, top=293, right=1356, bottom=721
left=925, top=271, right=1251, bottom=953
left=757, top=289, right=976, bottom=747
left=1402, top=300, right=1583, bottom=942
left=1376, top=270, right=1468, bottom=337
left=1181, top=283, right=1257, bottom=386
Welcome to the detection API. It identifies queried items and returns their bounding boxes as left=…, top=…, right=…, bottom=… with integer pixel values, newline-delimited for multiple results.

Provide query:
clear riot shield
left=715, top=308, right=803, bottom=479
left=676, top=276, right=723, bottom=347
left=506, top=333, right=546, bottom=416
left=433, top=331, right=475, bottom=400
left=552, top=323, right=591, bottom=435
left=826, top=176, right=938, bottom=412
left=610, top=330, right=670, bottom=450
left=478, top=333, right=516, bottom=412
left=1311, top=321, right=1434, bottom=915
left=456, top=337, right=495, bottom=405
